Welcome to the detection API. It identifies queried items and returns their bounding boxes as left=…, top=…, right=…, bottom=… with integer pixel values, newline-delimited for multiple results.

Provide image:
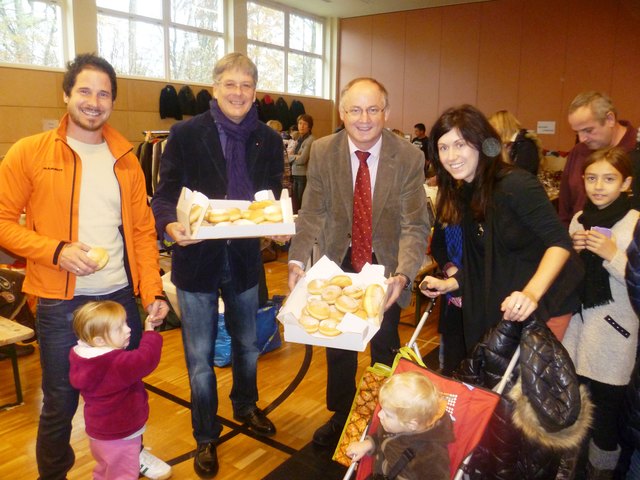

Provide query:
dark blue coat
left=151, top=111, right=283, bottom=294
left=623, top=218, right=640, bottom=449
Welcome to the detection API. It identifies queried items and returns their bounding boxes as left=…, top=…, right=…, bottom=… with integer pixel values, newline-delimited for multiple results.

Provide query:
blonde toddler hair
left=72, top=300, right=127, bottom=347
left=379, top=371, right=444, bottom=427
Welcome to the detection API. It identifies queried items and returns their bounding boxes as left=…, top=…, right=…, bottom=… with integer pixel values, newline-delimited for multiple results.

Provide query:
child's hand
left=144, top=315, right=163, bottom=331
left=346, top=439, right=374, bottom=462
left=585, top=230, right=617, bottom=262
left=571, top=230, right=588, bottom=252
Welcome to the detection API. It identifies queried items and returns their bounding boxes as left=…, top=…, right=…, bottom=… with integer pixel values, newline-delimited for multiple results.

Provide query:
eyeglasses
left=218, top=81, right=256, bottom=93
left=344, top=106, right=385, bottom=118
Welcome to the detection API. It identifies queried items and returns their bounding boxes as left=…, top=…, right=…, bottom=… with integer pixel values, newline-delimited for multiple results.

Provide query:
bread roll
left=189, top=204, right=203, bottom=224
left=318, top=319, right=342, bottom=337
left=241, top=209, right=265, bottom=223
left=87, top=247, right=109, bottom=271
left=335, top=294, right=359, bottom=313
left=206, top=208, right=230, bottom=223
left=248, top=200, right=275, bottom=210
left=353, top=309, right=368, bottom=320
left=328, top=306, right=346, bottom=320
left=321, top=285, right=342, bottom=304
left=307, top=300, right=330, bottom=320
left=299, top=315, right=319, bottom=334
left=343, top=285, right=364, bottom=299
left=363, top=284, right=385, bottom=318
left=307, top=278, right=328, bottom=295
left=328, top=274, right=352, bottom=287
left=264, top=204, right=283, bottom=222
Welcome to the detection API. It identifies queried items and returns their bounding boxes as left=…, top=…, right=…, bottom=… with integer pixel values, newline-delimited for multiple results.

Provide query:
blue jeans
left=177, top=262, right=260, bottom=445
left=35, top=287, right=141, bottom=480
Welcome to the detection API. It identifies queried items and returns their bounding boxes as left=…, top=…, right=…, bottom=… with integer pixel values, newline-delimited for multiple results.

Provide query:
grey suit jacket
left=289, top=129, right=431, bottom=307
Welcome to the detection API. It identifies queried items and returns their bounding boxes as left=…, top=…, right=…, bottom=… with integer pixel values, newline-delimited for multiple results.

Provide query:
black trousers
left=292, top=175, right=306, bottom=213
left=325, top=250, right=401, bottom=423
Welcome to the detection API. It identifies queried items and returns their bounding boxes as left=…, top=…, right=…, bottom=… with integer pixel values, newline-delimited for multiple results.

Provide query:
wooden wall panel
left=609, top=0, right=640, bottom=126
left=0, top=67, right=334, bottom=157
left=516, top=0, right=570, bottom=150
left=338, top=16, right=374, bottom=91
left=438, top=3, right=481, bottom=112
left=337, top=0, right=640, bottom=151
left=476, top=0, right=523, bottom=116
left=402, top=8, right=442, bottom=133
left=371, top=12, right=407, bottom=131
left=558, top=0, right=618, bottom=146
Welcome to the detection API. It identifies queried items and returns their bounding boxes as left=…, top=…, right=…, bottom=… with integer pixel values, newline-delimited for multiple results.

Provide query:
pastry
left=248, top=199, right=275, bottom=210
left=320, top=285, right=342, bottom=304
left=307, top=278, right=328, bottom=295
left=318, top=319, right=342, bottom=337
left=328, top=306, right=345, bottom=320
left=263, top=204, right=283, bottom=222
left=189, top=204, right=203, bottom=224
left=335, top=294, right=359, bottom=314
left=343, top=285, right=364, bottom=299
left=307, top=300, right=330, bottom=320
left=87, top=246, right=109, bottom=270
left=241, top=209, right=265, bottom=223
left=298, top=315, right=319, bottom=334
left=205, top=208, right=230, bottom=223
left=227, top=207, right=242, bottom=221
left=328, top=274, right=352, bottom=287
left=363, top=284, right=385, bottom=318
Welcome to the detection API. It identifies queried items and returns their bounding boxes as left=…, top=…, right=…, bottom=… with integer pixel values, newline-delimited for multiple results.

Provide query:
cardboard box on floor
left=176, top=187, right=295, bottom=240
left=277, top=256, right=387, bottom=352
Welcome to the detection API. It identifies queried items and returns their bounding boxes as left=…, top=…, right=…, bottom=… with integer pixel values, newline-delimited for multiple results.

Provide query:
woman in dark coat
left=420, top=105, right=576, bottom=354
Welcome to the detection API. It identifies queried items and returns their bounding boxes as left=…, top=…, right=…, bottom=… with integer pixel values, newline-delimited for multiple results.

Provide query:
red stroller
left=339, top=305, right=520, bottom=480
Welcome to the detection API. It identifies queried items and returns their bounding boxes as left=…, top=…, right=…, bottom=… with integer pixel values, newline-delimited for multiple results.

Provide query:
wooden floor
left=0, top=253, right=440, bottom=479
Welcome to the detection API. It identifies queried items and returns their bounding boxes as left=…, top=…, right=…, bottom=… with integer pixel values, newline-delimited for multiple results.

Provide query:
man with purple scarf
left=151, top=53, right=282, bottom=478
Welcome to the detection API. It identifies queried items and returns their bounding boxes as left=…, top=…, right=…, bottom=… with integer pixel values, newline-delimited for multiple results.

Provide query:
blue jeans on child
left=177, top=269, right=260, bottom=445
left=35, top=287, right=141, bottom=480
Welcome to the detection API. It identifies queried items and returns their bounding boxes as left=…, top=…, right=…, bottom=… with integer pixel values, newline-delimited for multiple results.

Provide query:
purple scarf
left=210, top=99, right=258, bottom=200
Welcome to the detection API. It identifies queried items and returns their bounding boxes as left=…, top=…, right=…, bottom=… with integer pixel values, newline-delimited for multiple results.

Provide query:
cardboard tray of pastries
left=277, top=256, right=387, bottom=352
left=177, top=187, right=295, bottom=240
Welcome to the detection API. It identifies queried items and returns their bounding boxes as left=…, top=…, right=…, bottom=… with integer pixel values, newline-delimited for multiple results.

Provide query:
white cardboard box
left=277, top=256, right=387, bottom=352
left=177, top=187, right=296, bottom=240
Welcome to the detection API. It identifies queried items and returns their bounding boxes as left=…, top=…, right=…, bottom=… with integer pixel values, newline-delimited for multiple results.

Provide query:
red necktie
left=352, top=150, right=372, bottom=272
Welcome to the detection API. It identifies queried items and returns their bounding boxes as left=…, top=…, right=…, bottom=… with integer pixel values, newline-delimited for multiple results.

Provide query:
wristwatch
left=394, top=273, right=412, bottom=290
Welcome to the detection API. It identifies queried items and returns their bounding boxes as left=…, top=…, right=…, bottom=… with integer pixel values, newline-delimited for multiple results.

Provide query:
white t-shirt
left=66, top=137, right=128, bottom=295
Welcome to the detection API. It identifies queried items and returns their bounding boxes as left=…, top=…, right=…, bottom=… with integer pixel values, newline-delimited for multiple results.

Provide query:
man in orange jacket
left=0, top=54, right=171, bottom=480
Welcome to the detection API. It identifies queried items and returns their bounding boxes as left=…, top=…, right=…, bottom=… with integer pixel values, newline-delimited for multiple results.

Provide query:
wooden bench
left=0, top=316, right=34, bottom=409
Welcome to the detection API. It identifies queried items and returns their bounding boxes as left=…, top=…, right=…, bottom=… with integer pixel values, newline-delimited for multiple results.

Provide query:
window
left=96, top=0, right=224, bottom=83
left=247, top=1, right=324, bottom=97
left=0, top=0, right=66, bottom=68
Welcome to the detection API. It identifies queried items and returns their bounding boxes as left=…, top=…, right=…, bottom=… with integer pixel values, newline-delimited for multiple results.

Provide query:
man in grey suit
left=288, top=77, right=431, bottom=447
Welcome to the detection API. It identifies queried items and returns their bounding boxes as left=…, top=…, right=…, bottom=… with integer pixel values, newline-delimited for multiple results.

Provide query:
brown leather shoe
left=194, top=442, right=218, bottom=478
left=234, top=407, right=276, bottom=436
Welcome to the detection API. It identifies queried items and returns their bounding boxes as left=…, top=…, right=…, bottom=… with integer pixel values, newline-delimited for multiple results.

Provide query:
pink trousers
left=89, top=435, right=141, bottom=480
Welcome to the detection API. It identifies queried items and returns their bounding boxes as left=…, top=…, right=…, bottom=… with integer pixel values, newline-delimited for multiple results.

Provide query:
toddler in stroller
left=346, top=371, right=454, bottom=479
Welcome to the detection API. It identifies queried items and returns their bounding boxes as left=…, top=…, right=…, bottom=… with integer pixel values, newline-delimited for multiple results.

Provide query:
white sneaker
left=139, top=448, right=172, bottom=480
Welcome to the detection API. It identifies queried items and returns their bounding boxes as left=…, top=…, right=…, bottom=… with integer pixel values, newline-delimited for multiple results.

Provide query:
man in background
left=559, top=91, right=639, bottom=225
left=0, top=53, right=170, bottom=480
left=152, top=53, right=282, bottom=478
left=288, top=77, right=431, bottom=448
left=412, top=122, right=430, bottom=177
